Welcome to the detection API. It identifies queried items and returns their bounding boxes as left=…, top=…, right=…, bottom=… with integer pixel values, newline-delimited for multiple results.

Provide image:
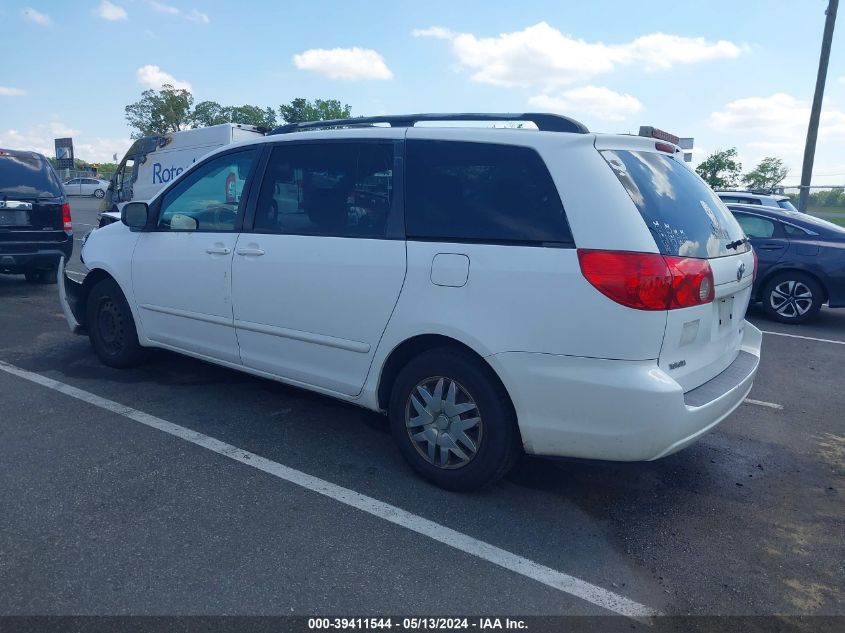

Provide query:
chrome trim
left=0, top=200, right=33, bottom=210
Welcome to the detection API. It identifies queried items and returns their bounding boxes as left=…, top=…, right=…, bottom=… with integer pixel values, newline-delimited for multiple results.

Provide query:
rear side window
left=254, top=142, right=394, bottom=238
left=732, top=212, right=777, bottom=238
left=405, top=140, right=572, bottom=244
left=0, top=154, right=63, bottom=198
left=602, top=150, right=749, bottom=258
left=777, top=199, right=798, bottom=211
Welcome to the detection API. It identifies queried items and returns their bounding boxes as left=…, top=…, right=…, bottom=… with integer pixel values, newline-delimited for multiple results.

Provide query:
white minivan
left=60, top=113, right=761, bottom=491
left=100, top=123, right=264, bottom=226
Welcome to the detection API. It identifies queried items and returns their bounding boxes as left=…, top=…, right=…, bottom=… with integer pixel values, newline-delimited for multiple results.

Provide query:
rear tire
left=94, top=189, right=105, bottom=198
left=24, top=269, right=56, bottom=284
left=388, top=348, right=521, bottom=491
left=761, top=271, right=823, bottom=324
left=86, top=278, right=147, bottom=368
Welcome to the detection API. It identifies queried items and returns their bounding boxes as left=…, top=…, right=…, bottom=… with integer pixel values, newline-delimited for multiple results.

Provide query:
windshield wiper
left=726, top=238, right=748, bottom=250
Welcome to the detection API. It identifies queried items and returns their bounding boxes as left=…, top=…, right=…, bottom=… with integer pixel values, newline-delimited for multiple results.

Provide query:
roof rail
left=268, top=112, right=589, bottom=135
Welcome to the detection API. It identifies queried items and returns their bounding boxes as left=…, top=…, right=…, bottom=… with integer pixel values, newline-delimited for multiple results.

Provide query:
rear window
left=777, top=199, right=798, bottom=211
left=602, top=150, right=749, bottom=258
left=0, top=153, right=63, bottom=198
left=406, top=140, right=572, bottom=244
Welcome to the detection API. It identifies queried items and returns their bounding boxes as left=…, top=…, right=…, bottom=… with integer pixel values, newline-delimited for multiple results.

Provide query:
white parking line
left=761, top=330, right=845, bottom=346
left=744, top=399, right=784, bottom=410
left=0, top=360, right=660, bottom=619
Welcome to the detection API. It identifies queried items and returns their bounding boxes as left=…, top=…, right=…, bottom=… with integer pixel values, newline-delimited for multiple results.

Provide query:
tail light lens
left=577, top=249, right=715, bottom=311
left=752, top=248, right=758, bottom=282
left=62, top=202, right=72, bottom=233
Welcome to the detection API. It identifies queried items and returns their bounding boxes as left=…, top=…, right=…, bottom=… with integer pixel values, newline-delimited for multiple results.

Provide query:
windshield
left=602, top=150, right=750, bottom=258
left=0, top=154, right=64, bottom=198
left=777, top=199, right=798, bottom=211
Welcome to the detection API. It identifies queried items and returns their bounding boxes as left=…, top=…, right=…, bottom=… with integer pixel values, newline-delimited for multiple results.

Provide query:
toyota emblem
left=737, top=262, right=746, bottom=282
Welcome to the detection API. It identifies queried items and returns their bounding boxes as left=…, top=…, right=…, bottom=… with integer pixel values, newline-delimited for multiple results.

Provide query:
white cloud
left=0, top=121, right=131, bottom=163
left=412, top=26, right=455, bottom=40
left=149, top=1, right=209, bottom=23
left=96, top=0, right=127, bottom=20
left=136, top=64, right=192, bottom=91
left=293, top=47, right=394, bottom=81
left=150, top=1, right=179, bottom=15
left=22, top=7, right=50, bottom=25
left=415, top=22, right=744, bottom=88
left=529, top=86, right=642, bottom=121
left=0, top=86, right=27, bottom=96
left=710, top=92, right=845, bottom=138
left=185, top=9, right=209, bottom=23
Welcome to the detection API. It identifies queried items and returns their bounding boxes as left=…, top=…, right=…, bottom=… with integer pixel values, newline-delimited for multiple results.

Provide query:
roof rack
left=269, top=112, right=589, bottom=135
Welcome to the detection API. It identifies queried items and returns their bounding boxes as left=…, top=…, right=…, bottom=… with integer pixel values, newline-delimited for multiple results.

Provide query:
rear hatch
left=0, top=151, right=67, bottom=248
left=600, top=146, right=755, bottom=392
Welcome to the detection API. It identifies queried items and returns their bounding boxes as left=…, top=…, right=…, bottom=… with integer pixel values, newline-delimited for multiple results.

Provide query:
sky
left=0, top=0, right=843, bottom=186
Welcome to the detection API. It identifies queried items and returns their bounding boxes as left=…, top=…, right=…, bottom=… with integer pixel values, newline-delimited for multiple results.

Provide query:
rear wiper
left=726, top=238, right=748, bottom=250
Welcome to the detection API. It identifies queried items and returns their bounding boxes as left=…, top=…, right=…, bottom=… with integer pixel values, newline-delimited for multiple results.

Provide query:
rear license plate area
left=0, top=210, right=29, bottom=226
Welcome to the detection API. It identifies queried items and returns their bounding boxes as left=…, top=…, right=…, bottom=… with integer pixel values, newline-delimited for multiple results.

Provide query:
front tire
left=86, top=278, right=146, bottom=368
left=389, top=348, right=521, bottom=491
left=761, top=272, right=823, bottom=323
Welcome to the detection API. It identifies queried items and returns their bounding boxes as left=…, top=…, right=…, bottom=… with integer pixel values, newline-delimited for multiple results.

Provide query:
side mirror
left=122, top=202, right=150, bottom=230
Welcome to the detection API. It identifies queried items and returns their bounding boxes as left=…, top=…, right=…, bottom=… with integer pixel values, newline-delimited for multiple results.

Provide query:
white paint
left=0, top=359, right=659, bottom=619
left=744, top=398, right=784, bottom=410
left=761, top=330, right=845, bottom=346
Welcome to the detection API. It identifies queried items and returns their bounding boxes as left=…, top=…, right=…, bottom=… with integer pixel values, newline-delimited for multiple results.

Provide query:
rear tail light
left=752, top=248, right=758, bottom=282
left=577, top=249, right=715, bottom=311
left=62, top=202, right=72, bottom=233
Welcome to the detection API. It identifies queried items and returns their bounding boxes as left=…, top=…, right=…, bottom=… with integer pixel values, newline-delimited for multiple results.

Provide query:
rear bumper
left=0, top=243, right=72, bottom=273
left=486, top=322, right=763, bottom=461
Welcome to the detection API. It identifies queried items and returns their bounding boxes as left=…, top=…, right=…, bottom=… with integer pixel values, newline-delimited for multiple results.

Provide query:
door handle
left=205, top=246, right=231, bottom=255
left=236, top=248, right=265, bottom=256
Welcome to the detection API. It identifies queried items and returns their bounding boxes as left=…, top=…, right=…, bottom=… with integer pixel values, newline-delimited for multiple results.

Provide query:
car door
left=131, top=148, right=260, bottom=364
left=231, top=139, right=407, bottom=396
left=732, top=211, right=788, bottom=277
left=64, top=179, right=81, bottom=196
left=79, top=178, right=94, bottom=196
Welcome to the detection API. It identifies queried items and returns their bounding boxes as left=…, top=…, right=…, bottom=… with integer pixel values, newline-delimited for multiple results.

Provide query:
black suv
left=0, top=149, right=73, bottom=284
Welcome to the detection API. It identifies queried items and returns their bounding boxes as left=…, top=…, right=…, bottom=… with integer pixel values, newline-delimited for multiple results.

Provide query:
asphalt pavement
left=0, top=195, right=842, bottom=619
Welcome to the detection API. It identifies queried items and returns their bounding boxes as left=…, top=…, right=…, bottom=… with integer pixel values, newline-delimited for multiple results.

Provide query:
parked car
left=717, top=190, right=798, bottom=211
left=726, top=203, right=845, bottom=322
left=59, top=113, right=760, bottom=491
left=63, top=177, right=110, bottom=198
left=0, top=148, right=72, bottom=284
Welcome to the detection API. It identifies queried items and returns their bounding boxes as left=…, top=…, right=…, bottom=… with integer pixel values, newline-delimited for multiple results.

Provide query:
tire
left=761, top=271, right=823, bottom=324
left=388, top=348, right=521, bottom=491
left=24, top=269, right=56, bottom=285
left=94, top=189, right=105, bottom=199
left=86, top=278, right=146, bottom=368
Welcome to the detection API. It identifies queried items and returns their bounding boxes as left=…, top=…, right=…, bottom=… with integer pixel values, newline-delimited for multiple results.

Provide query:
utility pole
left=799, top=0, right=838, bottom=212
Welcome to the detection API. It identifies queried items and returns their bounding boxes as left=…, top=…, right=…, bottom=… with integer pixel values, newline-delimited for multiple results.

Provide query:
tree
left=125, top=84, right=194, bottom=138
left=742, top=157, right=789, bottom=190
left=696, top=148, right=742, bottom=189
left=228, top=105, right=277, bottom=129
left=278, top=98, right=352, bottom=124
left=190, top=102, right=277, bottom=129
left=190, top=100, right=229, bottom=127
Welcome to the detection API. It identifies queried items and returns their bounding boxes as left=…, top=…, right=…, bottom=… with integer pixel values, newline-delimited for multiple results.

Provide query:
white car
left=63, top=177, right=110, bottom=198
left=59, top=113, right=761, bottom=491
left=717, top=190, right=798, bottom=211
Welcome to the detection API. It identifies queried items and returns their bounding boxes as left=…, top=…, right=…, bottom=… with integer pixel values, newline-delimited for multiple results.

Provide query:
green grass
left=807, top=204, right=845, bottom=215
left=821, top=216, right=845, bottom=228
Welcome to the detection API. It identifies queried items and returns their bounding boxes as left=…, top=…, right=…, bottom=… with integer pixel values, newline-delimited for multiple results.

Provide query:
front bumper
left=57, top=257, right=85, bottom=334
left=486, top=322, right=763, bottom=462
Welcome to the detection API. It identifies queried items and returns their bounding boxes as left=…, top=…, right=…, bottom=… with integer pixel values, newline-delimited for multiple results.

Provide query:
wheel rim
left=770, top=280, right=814, bottom=318
left=405, top=376, right=482, bottom=470
left=95, top=189, right=104, bottom=198
left=97, top=298, right=124, bottom=354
